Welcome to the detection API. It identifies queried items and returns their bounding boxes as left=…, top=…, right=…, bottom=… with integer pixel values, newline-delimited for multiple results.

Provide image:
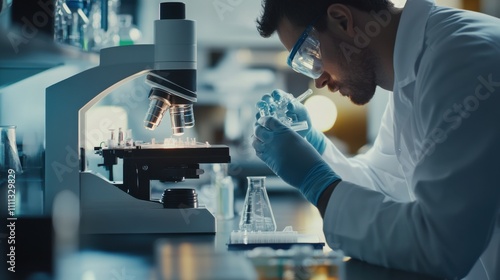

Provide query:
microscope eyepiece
left=160, top=2, right=185, bottom=20
left=144, top=2, right=197, bottom=136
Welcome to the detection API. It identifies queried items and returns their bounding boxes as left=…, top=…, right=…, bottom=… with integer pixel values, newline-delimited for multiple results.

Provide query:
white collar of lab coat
left=393, top=0, right=435, bottom=89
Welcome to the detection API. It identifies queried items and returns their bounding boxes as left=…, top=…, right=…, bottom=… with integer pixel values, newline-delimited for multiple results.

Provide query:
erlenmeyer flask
left=239, top=176, right=276, bottom=232
left=0, top=125, right=23, bottom=173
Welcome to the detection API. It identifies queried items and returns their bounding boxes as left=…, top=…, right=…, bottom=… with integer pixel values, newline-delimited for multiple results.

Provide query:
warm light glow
left=304, top=95, right=337, bottom=132
left=160, top=244, right=173, bottom=279
left=179, top=243, right=195, bottom=279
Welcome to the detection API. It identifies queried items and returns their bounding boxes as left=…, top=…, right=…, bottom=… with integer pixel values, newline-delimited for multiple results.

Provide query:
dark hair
left=257, top=0, right=394, bottom=37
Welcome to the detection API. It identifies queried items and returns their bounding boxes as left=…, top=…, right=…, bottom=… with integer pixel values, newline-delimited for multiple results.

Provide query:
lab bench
left=0, top=176, right=442, bottom=280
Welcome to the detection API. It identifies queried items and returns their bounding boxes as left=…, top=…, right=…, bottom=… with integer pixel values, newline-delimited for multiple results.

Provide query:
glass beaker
left=239, top=176, right=276, bottom=232
left=0, top=125, right=23, bottom=173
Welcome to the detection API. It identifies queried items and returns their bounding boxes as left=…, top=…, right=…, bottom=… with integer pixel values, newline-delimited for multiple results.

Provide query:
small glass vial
left=0, top=125, right=23, bottom=173
left=54, top=0, right=71, bottom=44
left=107, top=128, right=116, bottom=148
left=65, top=0, right=89, bottom=49
left=239, top=176, right=276, bottom=232
left=216, top=176, right=234, bottom=220
left=211, top=164, right=234, bottom=220
left=117, top=14, right=134, bottom=45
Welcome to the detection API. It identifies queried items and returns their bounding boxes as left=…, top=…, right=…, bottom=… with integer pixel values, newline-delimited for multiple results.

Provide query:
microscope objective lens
left=144, top=96, right=170, bottom=130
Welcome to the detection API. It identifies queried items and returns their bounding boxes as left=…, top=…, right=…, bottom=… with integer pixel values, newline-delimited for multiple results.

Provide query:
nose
left=314, top=72, right=330, bottom=89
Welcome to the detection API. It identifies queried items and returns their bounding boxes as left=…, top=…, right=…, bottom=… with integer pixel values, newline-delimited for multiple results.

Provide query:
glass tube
left=0, top=125, right=23, bottom=173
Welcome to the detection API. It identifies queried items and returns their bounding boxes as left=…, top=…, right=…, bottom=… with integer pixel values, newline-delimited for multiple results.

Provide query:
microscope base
left=80, top=172, right=216, bottom=234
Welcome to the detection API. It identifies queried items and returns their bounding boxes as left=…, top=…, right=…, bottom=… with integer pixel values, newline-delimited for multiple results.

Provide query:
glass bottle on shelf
left=65, top=0, right=89, bottom=49
left=54, top=0, right=71, bottom=44
left=0, top=125, right=23, bottom=174
left=117, top=14, right=141, bottom=46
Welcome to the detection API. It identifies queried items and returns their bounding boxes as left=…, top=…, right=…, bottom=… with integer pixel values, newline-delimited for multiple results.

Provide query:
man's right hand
left=252, top=116, right=341, bottom=205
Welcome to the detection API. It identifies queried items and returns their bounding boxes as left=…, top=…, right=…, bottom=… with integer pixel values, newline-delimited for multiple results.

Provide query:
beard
left=332, top=45, right=377, bottom=105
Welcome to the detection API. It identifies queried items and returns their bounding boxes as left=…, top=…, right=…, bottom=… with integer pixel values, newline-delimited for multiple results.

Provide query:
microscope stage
left=97, top=144, right=231, bottom=164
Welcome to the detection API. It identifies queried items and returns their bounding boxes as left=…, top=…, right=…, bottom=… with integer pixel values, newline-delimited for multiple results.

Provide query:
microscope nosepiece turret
left=143, top=2, right=197, bottom=136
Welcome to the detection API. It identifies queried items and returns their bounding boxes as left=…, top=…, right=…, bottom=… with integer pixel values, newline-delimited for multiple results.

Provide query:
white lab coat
left=321, top=0, right=500, bottom=279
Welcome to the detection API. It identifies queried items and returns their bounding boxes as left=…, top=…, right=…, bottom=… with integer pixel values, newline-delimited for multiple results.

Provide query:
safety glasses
left=287, top=23, right=324, bottom=79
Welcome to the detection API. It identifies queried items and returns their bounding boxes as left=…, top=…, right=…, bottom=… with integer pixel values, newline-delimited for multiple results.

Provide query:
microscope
left=45, top=2, right=230, bottom=234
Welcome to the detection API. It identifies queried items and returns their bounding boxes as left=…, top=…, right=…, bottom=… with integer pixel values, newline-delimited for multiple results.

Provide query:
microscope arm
left=45, top=45, right=155, bottom=214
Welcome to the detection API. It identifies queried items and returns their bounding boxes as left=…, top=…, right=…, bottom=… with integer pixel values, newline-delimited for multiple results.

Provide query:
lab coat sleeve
left=323, top=30, right=500, bottom=278
left=321, top=98, right=410, bottom=201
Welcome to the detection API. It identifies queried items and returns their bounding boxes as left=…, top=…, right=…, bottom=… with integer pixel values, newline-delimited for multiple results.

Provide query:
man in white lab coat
left=252, top=0, right=500, bottom=279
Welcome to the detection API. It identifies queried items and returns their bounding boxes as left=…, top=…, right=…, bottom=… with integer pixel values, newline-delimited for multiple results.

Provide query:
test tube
left=108, top=128, right=116, bottom=148
left=118, top=128, right=124, bottom=146
left=290, top=89, right=313, bottom=131
left=295, top=89, right=313, bottom=103
left=125, top=129, right=133, bottom=147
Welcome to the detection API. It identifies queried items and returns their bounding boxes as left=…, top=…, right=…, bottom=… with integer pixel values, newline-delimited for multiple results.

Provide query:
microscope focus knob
left=161, top=188, right=198, bottom=208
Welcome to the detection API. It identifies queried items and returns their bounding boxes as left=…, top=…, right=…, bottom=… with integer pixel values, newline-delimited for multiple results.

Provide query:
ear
left=325, top=4, right=355, bottom=37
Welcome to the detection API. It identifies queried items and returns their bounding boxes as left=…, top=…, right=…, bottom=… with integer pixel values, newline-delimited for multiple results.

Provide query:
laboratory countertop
left=0, top=177, right=441, bottom=280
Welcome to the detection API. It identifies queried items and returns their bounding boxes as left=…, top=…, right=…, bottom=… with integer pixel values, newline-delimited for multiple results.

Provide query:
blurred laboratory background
left=1, top=1, right=499, bottom=279
left=1, top=0, right=499, bottom=202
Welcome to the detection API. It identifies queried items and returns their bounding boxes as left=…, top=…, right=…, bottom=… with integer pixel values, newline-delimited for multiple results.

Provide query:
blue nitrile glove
left=255, top=94, right=276, bottom=119
left=255, top=89, right=328, bottom=155
left=286, top=100, right=327, bottom=155
left=252, top=116, right=341, bottom=205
